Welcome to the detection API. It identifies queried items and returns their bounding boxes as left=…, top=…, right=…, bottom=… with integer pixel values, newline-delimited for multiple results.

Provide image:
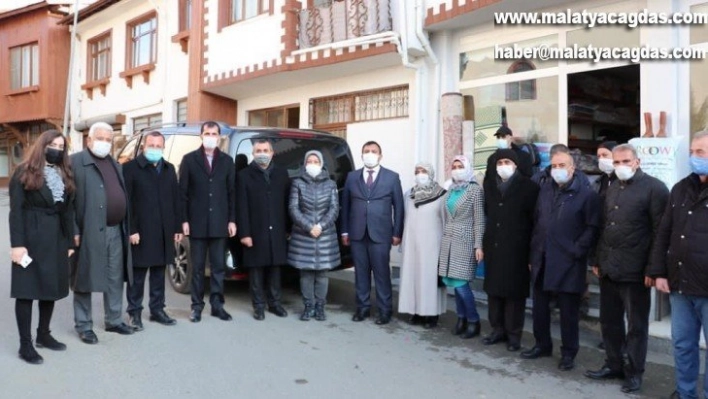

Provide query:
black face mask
left=45, top=148, right=64, bottom=165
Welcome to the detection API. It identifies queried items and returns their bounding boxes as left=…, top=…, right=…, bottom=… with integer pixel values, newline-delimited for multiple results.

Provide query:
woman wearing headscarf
left=398, top=162, right=447, bottom=328
left=288, top=150, right=340, bottom=321
left=438, top=155, right=485, bottom=339
left=9, top=130, right=75, bottom=364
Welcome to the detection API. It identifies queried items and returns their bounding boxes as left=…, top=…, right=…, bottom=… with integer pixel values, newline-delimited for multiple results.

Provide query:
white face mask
left=551, top=168, right=571, bottom=184
left=202, top=136, right=219, bottom=150
left=614, top=165, right=636, bottom=181
left=451, top=169, right=467, bottom=182
left=90, top=140, right=112, bottom=158
left=496, top=138, right=510, bottom=149
left=305, top=164, right=322, bottom=178
left=415, top=173, right=430, bottom=186
left=496, top=164, right=515, bottom=180
left=362, top=153, right=379, bottom=168
left=598, top=158, right=614, bottom=175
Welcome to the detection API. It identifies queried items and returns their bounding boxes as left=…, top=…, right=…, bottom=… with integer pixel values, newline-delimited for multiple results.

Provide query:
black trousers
left=600, top=277, right=650, bottom=376
left=126, top=266, right=166, bottom=315
left=487, top=296, right=526, bottom=346
left=532, top=268, right=582, bottom=359
left=16, top=299, right=54, bottom=344
left=190, top=237, right=226, bottom=311
left=248, top=266, right=282, bottom=310
left=351, top=231, right=393, bottom=315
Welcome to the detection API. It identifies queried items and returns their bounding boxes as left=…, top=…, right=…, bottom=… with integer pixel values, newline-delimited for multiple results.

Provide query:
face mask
left=254, top=153, right=272, bottom=167
left=690, top=156, right=708, bottom=175
left=614, top=165, right=636, bottom=181
left=144, top=148, right=163, bottom=163
left=451, top=169, right=467, bottom=182
left=415, top=173, right=430, bottom=186
left=496, top=165, right=515, bottom=180
left=45, top=148, right=63, bottom=165
left=496, top=138, right=509, bottom=149
left=90, top=140, right=112, bottom=158
left=551, top=168, right=570, bottom=185
left=362, top=153, right=379, bottom=168
left=305, top=164, right=322, bottom=178
left=598, top=158, right=614, bottom=175
left=202, top=136, right=219, bottom=150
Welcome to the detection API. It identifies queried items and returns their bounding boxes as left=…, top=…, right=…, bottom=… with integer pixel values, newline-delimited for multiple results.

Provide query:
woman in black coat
left=482, top=149, right=539, bottom=351
left=287, top=150, right=340, bottom=321
left=9, top=130, right=75, bottom=364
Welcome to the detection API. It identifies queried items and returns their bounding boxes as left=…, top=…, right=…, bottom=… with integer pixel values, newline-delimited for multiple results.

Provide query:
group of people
left=396, top=126, right=708, bottom=397
left=8, top=120, right=708, bottom=399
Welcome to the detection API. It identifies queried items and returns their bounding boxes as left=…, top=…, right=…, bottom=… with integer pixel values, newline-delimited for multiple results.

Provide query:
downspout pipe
left=62, top=0, right=81, bottom=137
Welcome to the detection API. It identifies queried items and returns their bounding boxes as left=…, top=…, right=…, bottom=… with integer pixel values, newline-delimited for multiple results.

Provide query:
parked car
left=116, top=122, right=355, bottom=294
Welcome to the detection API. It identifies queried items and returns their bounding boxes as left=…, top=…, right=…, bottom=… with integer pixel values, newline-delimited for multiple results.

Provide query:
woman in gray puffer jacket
left=288, top=150, right=341, bottom=321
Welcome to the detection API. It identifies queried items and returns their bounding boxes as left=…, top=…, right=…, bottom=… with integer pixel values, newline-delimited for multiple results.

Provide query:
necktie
left=366, top=170, right=374, bottom=188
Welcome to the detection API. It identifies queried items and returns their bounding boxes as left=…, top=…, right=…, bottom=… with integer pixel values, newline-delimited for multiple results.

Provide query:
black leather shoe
left=36, top=332, right=67, bottom=351
left=452, top=318, right=468, bottom=335
left=507, top=343, right=521, bottom=352
left=423, top=316, right=439, bottom=329
left=128, top=313, right=144, bottom=331
left=520, top=346, right=552, bottom=359
left=352, top=309, right=370, bottom=322
left=268, top=305, right=288, bottom=317
left=558, top=356, right=575, bottom=371
left=584, top=365, right=625, bottom=380
left=106, top=323, right=134, bottom=335
left=19, top=345, right=43, bottom=365
left=375, top=314, right=392, bottom=325
left=460, top=321, right=480, bottom=339
left=211, top=308, right=233, bottom=321
left=189, top=309, right=202, bottom=323
left=78, top=330, right=98, bottom=344
left=253, top=309, right=265, bottom=321
left=621, top=376, right=642, bottom=393
left=408, top=315, right=424, bottom=325
left=150, top=311, right=177, bottom=326
left=482, top=332, right=508, bottom=346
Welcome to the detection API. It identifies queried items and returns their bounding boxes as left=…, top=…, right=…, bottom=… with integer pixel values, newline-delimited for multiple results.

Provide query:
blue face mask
left=144, top=148, right=163, bottom=163
left=690, top=156, right=708, bottom=175
left=551, top=168, right=571, bottom=184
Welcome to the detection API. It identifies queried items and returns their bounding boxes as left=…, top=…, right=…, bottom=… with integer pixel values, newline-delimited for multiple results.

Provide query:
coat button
left=678, top=261, right=682, bottom=266
left=99, top=227, right=104, bottom=232
left=688, top=211, right=692, bottom=215
left=269, top=226, right=273, bottom=230
left=614, top=205, right=619, bottom=209
left=610, top=222, right=615, bottom=226
left=209, top=208, right=213, bottom=211
left=209, top=193, right=213, bottom=197
left=99, top=185, right=103, bottom=188
left=100, top=205, right=103, bottom=209
left=681, top=235, right=685, bottom=239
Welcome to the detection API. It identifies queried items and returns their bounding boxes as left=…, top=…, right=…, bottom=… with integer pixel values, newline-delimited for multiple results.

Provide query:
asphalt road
left=0, top=192, right=677, bottom=398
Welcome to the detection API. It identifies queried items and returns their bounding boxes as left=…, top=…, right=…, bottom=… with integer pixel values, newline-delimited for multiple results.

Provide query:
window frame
left=86, top=29, right=112, bottom=84
left=9, top=42, right=40, bottom=91
left=219, top=0, right=273, bottom=29
left=176, top=99, right=188, bottom=123
left=125, top=11, right=158, bottom=70
left=133, top=113, right=163, bottom=133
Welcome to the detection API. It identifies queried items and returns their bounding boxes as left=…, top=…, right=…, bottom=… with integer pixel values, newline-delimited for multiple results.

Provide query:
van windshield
left=236, top=138, right=353, bottom=188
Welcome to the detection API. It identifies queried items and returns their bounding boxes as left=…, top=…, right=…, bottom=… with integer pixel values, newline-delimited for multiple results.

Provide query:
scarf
left=410, top=162, right=446, bottom=207
left=43, top=165, right=65, bottom=203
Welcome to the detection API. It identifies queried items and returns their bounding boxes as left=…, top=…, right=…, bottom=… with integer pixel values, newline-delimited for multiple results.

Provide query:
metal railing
left=298, top=0, right=392, bottom=49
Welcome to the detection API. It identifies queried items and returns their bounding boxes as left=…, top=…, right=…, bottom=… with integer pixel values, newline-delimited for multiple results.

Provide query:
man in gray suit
left=341, top=141, right=404, bottom=325
left=71, top=122, right=134, bottom=344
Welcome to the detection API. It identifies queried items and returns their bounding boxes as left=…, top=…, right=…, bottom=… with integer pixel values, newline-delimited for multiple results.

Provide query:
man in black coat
left=482, top=149, right=539, bottom=352
left=237, top=139, right=291, bottom=321
left=584, top=144, right=668, bottom=394
left=179, top=121, right=236, bottom=323
left=484, top=126, right=533, bottom=185
left=124, top=131, right=183, bottom=330
left=647, top=131, right=708, bottom=399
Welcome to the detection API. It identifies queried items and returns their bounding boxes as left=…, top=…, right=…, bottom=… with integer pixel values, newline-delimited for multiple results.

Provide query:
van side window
left=235, top=140, right=253, bottom=173
left=117, top=137, right=140, bottom=164
left=166, top=135, right=202, bottom=173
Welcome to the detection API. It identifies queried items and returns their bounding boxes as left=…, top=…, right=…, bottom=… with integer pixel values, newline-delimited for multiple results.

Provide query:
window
left=117, top=136, right=140, bottom=164
left=9, top=42, right=39, bottom=90
left=249, top=105, right=299, bottom=128
left=505, top=60, right=537, bottom=101
left=133, top=113, right=162, bottom=132
left=179, top=0, right=192, bottom=32
left=87, top=31, right=111, bottom=82
left=127, top=12, right=157, bottom=69
left=176, top=99, right=188, bottom=122
left=231, top=0, right=269, bottom=23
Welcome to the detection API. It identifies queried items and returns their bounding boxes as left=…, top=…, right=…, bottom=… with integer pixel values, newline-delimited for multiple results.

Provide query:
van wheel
left=169, top=238, right=192, bottom=294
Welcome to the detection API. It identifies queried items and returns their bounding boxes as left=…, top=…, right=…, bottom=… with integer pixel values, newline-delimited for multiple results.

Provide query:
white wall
left=204, top=0, right=285, bottom=80
left=71, top=0, right=189, bottom=138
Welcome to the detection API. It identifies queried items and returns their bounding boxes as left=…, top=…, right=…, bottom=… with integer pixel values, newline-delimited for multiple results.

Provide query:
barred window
left=134, top=113, right=162, bottom=132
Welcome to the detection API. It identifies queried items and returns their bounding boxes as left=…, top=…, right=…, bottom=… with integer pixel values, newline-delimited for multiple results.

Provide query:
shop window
left=9, top=42, right=39, bottom=90
left=505, top=60, right=536, bottom=101
left=460, top=35, right=557, bottom=82
left=690, top=3, right=708, bottom=45
left=690, top=55, right=708, bottom=135
left=566, top=25, right=639, bottom=65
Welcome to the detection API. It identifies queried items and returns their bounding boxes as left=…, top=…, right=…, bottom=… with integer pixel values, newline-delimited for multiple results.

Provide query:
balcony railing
left=298, top=0, right=392, bottom=49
